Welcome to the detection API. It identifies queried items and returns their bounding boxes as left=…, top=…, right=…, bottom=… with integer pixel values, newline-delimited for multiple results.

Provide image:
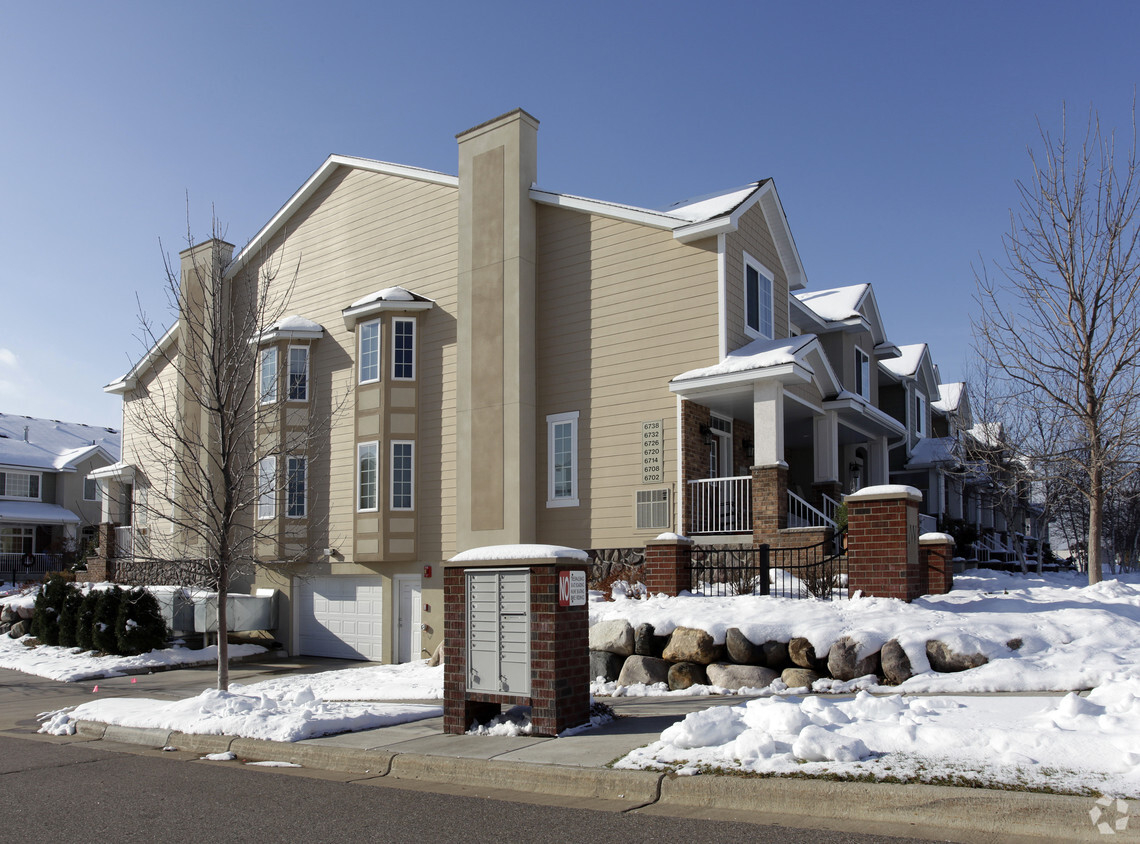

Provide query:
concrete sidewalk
left=59, top=685, right=1112, bottom=844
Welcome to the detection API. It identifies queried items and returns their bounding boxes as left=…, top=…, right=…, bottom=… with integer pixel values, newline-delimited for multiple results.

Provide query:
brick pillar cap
left=646, top=532, right=692, bottom=546
left=844, top=484, right=922, bottom=504
left=920, top=532, right=955, bottom=545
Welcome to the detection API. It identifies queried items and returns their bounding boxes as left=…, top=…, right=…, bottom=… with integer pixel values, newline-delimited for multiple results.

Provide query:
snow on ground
left=0, top=631, right=269, bottom=682
left=593, top=568, right=1140, bottom=795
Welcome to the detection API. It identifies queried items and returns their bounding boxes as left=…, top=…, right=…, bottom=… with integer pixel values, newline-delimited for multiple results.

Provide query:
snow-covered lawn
left=594, top=568, right=1140, bottom=795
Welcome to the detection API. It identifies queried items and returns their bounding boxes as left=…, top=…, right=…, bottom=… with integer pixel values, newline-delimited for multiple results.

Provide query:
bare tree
left=123, top=214, right=335, bottom=689
left=973, top=104, right=1140, bottom=585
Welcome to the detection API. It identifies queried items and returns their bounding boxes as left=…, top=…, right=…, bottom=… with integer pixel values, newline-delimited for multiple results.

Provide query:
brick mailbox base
left=845, top=485, right=923, bottom=601
left=644, top=536, right=693, bottom=595
left=443, top=550, right=590, bottom=737
left=920, top=533, right=955, bottom=595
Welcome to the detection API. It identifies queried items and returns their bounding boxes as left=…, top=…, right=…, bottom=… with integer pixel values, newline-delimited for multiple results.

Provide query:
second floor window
left=915, top=392, right=927, bottom=438
left=84, top=476, right=99, bottom=502
left=358, top=442, right=378, bottom=511
left=391, top=441, right=414, bottom=510
left=0, top=471, right=40, bottom=500
left=260, top=347, right=278, bottom=404
left=392, top=318, right=415, bottom=380
left=257, top=456, right=276, bottom=520
left=287, top=456, right=307, bottom=517
left=744, top=257, right=774, bottom=340
left=855, top=348, right=871, bottom=400
left=288, top=347, right=309, bottom=401
left=359, top=320, right=381, bottom=384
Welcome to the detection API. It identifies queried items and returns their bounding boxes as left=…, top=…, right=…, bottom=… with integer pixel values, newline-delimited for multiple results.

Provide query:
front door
left=394, top=575, right=422, bottom=663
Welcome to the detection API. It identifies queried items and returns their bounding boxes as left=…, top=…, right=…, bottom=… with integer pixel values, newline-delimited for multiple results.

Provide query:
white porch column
left=813, top=411, right=839, bottom=484
left=753, top=381, right=784, bottom=466
left=99, top=479, right=115, bottom=523
left=869, top=436, right=889, bottom=486
left=62, top=523, right=77, bottom=552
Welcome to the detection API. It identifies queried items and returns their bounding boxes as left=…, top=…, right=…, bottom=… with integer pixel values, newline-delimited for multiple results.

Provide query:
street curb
left=653, top=774, right=1106, bottom=843
left=387, top=754, right=662, bottom=804
left=227, top=738, right=394, bottom=774
left=167, top=731, right=234, bottom=754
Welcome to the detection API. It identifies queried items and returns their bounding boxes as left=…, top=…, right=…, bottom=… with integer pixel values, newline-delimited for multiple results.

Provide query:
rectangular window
left=288, top=346, right=309, bottom=401
left=287, top=456, right=307, bottom=518
left=0, top=526, right=34, bottom=554
left=0, top=471, right=41, bottom=500
left=744, top=256, right=774, bottom=340
left=390, top=441, right=414, bottom=510
left=257, top=456, right=276, bottom=520
left=83, top=476, right=98, bottom=501
left=546, top=411, right=579, bottom=507
left=357, top=441, right=379, bottom=511
left=260, top=347, right=278, bottom=404
left=359, top=320, right=381, bottom=384
left=392, top=318, right=415, bottom=380
left=855, top=348, right=871, bottom=400
left=915, top=392, right=927, bottom=438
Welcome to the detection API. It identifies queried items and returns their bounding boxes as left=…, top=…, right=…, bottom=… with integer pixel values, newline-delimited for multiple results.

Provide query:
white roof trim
left=88, top=461, right=135, bottom=481
left=529, top=188, right=684, bottom=230
left=105, top=323, right=178, bottom=394
left=227, top=154, right=458, bottom=280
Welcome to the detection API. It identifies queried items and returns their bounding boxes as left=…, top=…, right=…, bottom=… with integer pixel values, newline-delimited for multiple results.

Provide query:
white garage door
left=296, top=576, right=384, bottom=660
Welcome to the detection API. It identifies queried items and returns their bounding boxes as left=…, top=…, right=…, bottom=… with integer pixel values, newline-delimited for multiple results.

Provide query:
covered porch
left=670, top=335, right=907, bottom=544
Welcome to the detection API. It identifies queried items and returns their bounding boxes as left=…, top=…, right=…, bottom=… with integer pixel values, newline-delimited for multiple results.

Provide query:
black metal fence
left=691, top=531, right=847, bottom=600
left=0, top=552, right=70, bottom=584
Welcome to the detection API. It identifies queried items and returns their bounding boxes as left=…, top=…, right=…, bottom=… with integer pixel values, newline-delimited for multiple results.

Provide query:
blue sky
left=2, top=1, right=1137, bottom=428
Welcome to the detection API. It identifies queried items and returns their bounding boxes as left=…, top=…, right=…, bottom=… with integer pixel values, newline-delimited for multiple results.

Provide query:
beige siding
left=724, top=202, right=791, bottom=353
left=534, top=206, right=719, bottom=548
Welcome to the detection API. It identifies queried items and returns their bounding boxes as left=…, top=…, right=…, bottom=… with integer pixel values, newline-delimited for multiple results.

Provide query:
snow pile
left=40, top=680, right=442, bottom=742
left=590, top=569, right=1140, bottom=694
left=616, top=679, right=1140, bottom=796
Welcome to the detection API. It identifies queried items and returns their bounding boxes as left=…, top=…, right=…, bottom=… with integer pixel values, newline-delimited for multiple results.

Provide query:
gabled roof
left=105, top=323, right=178, bottom=395
left=0, top=413, right=120, bottom=472
left=906, top=435, right=958, bottom=469
left=933, top=382, right=966, bottom=414
left=792, top=284, right=894, bottom=349
left=258, top=315, right=325, bottom=343
left=669, top=333, right=841, bottom=398
left=341, top=286, right=436, bottom=326
left=881, top=343, right=926, bottom=378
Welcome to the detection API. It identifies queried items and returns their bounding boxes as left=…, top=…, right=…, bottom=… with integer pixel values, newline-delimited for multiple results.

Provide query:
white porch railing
left=688, top=476, right=752, bottom=534
left=821, top=493, right=842, bottom=526
left=919, top=513, right=937, bottom=535
left=114, top=526, right=133, bottom=559
left=787, top=491, right=836, bottom=529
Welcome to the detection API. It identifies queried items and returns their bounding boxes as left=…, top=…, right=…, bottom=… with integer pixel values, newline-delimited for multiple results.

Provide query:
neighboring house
left=0, top=413, right=121, bottom=574
left=103, top=108, right=1017, bottom=662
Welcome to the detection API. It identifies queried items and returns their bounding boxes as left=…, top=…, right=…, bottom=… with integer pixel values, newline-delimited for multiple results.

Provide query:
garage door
left=296, top=576, right=384, bottom=660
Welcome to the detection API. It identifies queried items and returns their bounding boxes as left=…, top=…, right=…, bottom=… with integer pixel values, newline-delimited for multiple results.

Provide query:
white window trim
left=257, top=456, right=276, bottom=520
left=0, top=470, right=42, bottom=501
left=546, top=410, right=580, bottom=508
left=391, top=317, right=416, bottom=381
left=854, top=346, right=871, bottom=401
left=357, top=441, right=379, bottom=512
left=390, top=440, right=415, bottom=511
left=359, top=319, right=381, bottom=385
left=915, top=391, right=928, bottom=439
left=742, top=251, right=775, bottom=341
left=260, top=347, right=278, bottom=405
left=83, top=475, right=98, bottom=502
left=286, top=455, right=307, bottom=519
left=287, top=345, right=309, bottom=402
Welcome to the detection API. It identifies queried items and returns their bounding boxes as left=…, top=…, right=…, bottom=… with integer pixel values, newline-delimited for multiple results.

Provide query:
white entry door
left=393, top=575, right=422, bottom=663
left=296, top=576, right=384, bottom=661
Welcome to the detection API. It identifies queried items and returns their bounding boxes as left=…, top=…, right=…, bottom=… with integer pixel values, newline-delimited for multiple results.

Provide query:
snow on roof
left=793, top=285, right=869, bottom=322
left=349, top=286, right=423, bottom=308
left=267, top=315, right=322, bottom=333
left=933, top=382, right=965, bottom=413
left=881, top=343, right=927, bottom=378
left=0, top=413, right=121, bottom=472
left=672, top=335, right=816, bottom=383
left=969, top=422, right=1003, bottom=449
left=449, top=544, right=588, bottom=562
left=659, top=181, right=766, bottom=223
left=906, top=436, right=957, bottom=468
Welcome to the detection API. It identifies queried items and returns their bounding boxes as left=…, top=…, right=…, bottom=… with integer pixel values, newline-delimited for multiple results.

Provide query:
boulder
left=827, top=636, right=882, bottom=681
left=926, top=639, right=988, bottom=673
left=706, top=663, right=779, bottom=691
left=662, top=626, right=720, bottom=665
left=589, top=619, right=635, bottom=656
left=7, top=619, right=29, bottom=639
left=590, top=650, right=625, bottom=682
left=616, top=655, right=671, bottom=687
left=667, top=662, right=709, bottom=691
left=725, top=627, right=764, bottom=664
left=880, top=639, right=913, bottom=685
left=634, top=623, right=660, bottom=657
left=781, top=667, right=821, bottom=688
left=789, top=637, right=824, bottom=670
left=16, top=604, right=34, bottom=621
left=761, top=640, right=790, bottom=670
left=1, top=606, right=16, bottom=624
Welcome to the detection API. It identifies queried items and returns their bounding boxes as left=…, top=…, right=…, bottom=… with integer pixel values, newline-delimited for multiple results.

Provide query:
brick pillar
left=846, top=486, right=923, bottom=601
left=644, top=536, right=692, bottom=596
left=443, top=550, right=590, bottom=737
left=77, top=524, right=118, bottom=584
left=752, top=463, right=788, bottom=543
left=920, top=532, right=955, bottom=595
